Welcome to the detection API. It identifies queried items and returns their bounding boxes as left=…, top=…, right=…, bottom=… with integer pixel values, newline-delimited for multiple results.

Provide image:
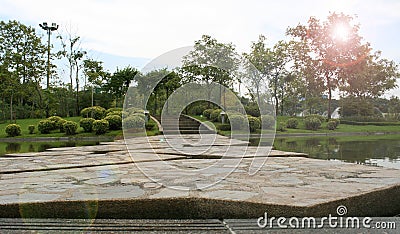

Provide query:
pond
left=0, top=141, right=102, bottom=156
left=251, top=135, right=400, bottom=169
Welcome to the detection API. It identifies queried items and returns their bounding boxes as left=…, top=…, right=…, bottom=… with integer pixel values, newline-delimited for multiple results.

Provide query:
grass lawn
left=0, top=117, right=160, bottom=139
left=189, top=115, right=400, bottom=136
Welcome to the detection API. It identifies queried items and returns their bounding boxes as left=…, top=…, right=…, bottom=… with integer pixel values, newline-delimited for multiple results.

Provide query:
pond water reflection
left=251, top=135, right=400, bottom=169
left=0, top=141, right=101, bottom=156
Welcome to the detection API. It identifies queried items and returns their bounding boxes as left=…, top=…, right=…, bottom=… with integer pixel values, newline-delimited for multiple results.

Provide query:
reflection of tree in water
left=285, top=141, right=297, bottom=150
left=6, top=143, right=21, bottom=153
left=38, top=144, right=52, bottom=152
left=28, top=144, right=35, bottom=152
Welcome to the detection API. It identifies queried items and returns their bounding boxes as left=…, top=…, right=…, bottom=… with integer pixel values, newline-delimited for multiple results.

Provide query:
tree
left=104, top=66, right=138, bottom=107
left=181, top=35, right=240, bottom=109
left=57, top=31, right=86, bottom=115
left=287, top=12, right=367, bottom=119
left=340, top=51, right=398, bottom=98
left=0, top=20, right=46, bottom=120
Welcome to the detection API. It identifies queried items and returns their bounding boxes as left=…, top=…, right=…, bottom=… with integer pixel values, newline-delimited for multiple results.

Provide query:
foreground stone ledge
left=0, top=135, right=399, bottom=218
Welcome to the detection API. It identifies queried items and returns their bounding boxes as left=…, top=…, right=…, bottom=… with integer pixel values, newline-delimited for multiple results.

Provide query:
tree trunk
left=76, top=65, right=80, bottom=116
left=327, top=75, right=332, bottom=120
left=10, top=92, right=13, bottom=123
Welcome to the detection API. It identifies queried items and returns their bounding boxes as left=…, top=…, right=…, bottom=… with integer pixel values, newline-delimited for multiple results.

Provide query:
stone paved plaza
left=0, top=134, right=400, bottom=218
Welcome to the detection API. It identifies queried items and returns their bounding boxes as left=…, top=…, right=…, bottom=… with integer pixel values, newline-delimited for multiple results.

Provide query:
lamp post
left=39, top=22, right=58, bottom=90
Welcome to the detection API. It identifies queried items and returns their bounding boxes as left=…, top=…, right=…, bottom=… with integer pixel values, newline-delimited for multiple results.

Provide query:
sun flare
left=332, top=23, right=349, bottom=42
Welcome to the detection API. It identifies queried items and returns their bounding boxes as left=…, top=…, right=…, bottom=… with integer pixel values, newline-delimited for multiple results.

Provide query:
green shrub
left=63, top=121, right=78, bottom=135
left=93, top=119, right=109, bottom=135
left=304, top=117, right=321, bottom=131
left=210, top=109, right=223, bottom=122
left=330, top=119, right=340, bottom=128
left=327, top=121, right=337, bottom=130
left=106, top=111, right=122, bottom=118
left=203, top=109, right=214, bottom=119
left=81, top=106, right=106, bottom=120
left=132, top=113, right=146, bottom=120
left=123, top=116, right=145, bottom=129
left=217, top=123, right=231, bottom=131
left=125, top=107, right=144, bottom=115
left=245, top=104, right=260, bottom=117
left=341, top=116, right=385, bottom=122
left=47, top=116, right=65, bottom=131
left=228, top=114, right=246, bottom=130
left=260, top=115, right=275, bottom=129
left=80, top=118, right=95, bottom=132
left=145, top=121, right=156, bottom=130
left=189, top=105, right=206, bottom=115
left=277, top=122, right=286, bottom=132
left=305, top=114, right=326, bottom=123
left=28, top=125, right=35, bottom=134
left=339, top=120, right=400, bottom=126
left=38, top=120, right=55, bottom=134
left=105, top=108, right=123, bottom=115
left=286, top=118, right=298, bottom=129
left=104, top=115, right=122, bottom=130
left=248, top=116, right=261, bottom=132
left=58, top=119, right=67, bottom=132
left=5, top=124, right=21, bottom=137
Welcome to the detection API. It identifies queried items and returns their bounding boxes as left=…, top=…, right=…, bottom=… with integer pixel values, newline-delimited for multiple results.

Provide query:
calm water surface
left=0, top=141, right=101, bottom=156
left=251, top=135, right=400, bottom=169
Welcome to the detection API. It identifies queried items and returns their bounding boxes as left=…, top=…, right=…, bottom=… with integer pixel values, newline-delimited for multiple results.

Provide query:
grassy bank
left=190, top=115, right=400, bottom=136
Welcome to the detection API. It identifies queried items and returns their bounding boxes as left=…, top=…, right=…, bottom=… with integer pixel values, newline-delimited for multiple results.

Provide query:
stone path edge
left=1, top=184, right=399, bottom=219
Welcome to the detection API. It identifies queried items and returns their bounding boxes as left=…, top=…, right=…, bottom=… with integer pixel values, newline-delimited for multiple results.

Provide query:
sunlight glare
left=332, top=23, right=349, bottom=42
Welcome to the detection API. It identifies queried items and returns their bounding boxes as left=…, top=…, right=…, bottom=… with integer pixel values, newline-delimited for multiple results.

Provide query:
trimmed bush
left=330, top=119, right=340, bottom=128
left=38, top=120, right=55, bottom=134
left=260, top=115, right=275, bottom=129
left=132, top=113, right=146, bottom=120
left=104, top=115, right=122, bottom=130
left=248, top=116, right=261, bottom=132
left=5, top=124, right=21, bottom=137
left=123, top=116, right=145, bottom=129
left=228, top=114, right=246, bottom=130
left=145, top=122, right=156, bottom=130
left=47, top=116, right=64, bottom=131
left=81, top=106, right=106, bottom=120
left=215, top=123, right=229, bottom=131
left=105, top=108, right=123, bottom=115
left=327, top=121, right=337, bottom=130
left=304, top=117, right=322, bottom=131
left=28, top=125, right=35, bottom=134
left=245, top=104, right=260, bottom=117
left=63, top=121, right=78, bottom=135
left=93, top=119, right=109, bottom=135
left=80, top=118, right=95, bottom=132
left=125, top=107, right=144, bottom=115
left=277, top=122, right=286, bottom=132
left=210, top=109, right=223, bottom=122
left=106, top=111, right=122, bottom=118
left=286, top=118, right=298, bottom=129
left=305, top=114, right=326, bottom=123
left=203, top=109, right=214, bottom=119
left=58, top=119, right=67, bottom=132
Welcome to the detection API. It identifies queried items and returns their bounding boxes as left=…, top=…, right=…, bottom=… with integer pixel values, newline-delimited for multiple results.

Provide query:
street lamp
left=39, top=22, right=58, bottom=90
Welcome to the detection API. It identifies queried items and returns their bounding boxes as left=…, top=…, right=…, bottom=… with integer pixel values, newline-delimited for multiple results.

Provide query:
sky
left=1, top=0, right=400, bottom=97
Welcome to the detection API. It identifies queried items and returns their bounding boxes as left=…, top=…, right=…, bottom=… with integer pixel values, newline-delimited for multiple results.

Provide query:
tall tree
left=104, top=66, right=138, bottom=107
left=287, top=12, right=366, bottom=118
left=0, top=20, right=46, bottom=120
